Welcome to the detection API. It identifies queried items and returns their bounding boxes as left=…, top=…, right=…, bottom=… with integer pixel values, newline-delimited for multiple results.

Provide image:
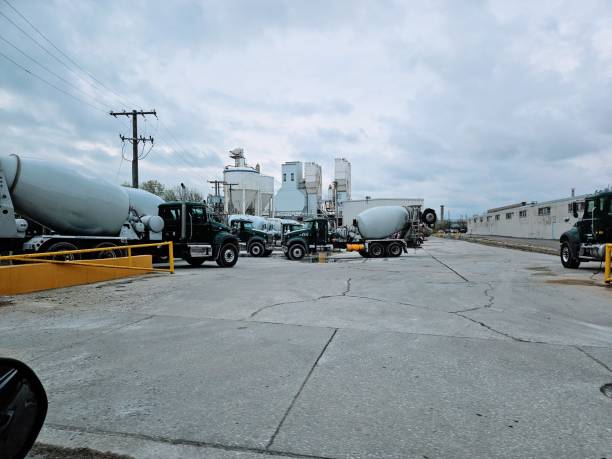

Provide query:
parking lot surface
left=1, top=239, right=610, bottom=458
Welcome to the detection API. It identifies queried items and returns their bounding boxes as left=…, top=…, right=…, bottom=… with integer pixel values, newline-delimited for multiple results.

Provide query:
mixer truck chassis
left=0, top=155, right=239, bottom=268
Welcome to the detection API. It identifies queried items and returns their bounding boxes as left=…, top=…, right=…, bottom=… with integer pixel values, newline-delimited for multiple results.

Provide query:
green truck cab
left=230, top=219, right=274, bottom=257
left=559, top=190, right=612, bottom=268
left=158, top=202, right=239, bottom=267
left=282, top=218, right=333, bottom=260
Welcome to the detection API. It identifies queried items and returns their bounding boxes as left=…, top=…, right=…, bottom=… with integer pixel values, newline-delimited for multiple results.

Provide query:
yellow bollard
left=168, top=241, right=175, bottom=274
left=605, top=244, right=611, bottom=284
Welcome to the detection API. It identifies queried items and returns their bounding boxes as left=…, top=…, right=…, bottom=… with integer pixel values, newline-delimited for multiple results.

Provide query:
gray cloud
left=1, top=0, right=611, bottom=216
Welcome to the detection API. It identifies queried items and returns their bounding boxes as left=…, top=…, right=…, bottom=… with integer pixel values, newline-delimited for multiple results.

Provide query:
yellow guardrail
left=0, top=241, right=174, bottom=274
left=605, top=244, right=611, bottom=284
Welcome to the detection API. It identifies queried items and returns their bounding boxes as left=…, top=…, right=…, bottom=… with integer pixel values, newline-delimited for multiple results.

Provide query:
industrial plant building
left=274, top=157, right=352, bottom=219
left=468, top=193, right=588, bottom=240
left=223, top=149, right=274, bottom=215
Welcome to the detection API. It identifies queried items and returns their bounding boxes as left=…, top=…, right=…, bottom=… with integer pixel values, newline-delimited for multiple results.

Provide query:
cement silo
left=304, top=162, right=322, bottom=215
left=334, top=158, right=351, bottom=204
left=223, top=148, right=274, bottom=216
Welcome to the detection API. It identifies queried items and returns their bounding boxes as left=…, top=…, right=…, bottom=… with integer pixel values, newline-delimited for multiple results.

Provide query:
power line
left=0, top=33, right=112, bottom=111
left=3, top=0, right=139, bottom=109
left=0, top=50, right=108, bottom=113
left=2, top=0, right=203, bottom=177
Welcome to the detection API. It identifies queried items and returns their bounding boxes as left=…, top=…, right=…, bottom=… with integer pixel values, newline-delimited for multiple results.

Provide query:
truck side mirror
left=0, top=358, right=48, bottom=459
left=572, top=202, right=579, bottom=218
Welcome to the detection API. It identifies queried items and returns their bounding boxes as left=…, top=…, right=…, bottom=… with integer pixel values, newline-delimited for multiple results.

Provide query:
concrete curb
left=458, top=237, right=559, bottom=256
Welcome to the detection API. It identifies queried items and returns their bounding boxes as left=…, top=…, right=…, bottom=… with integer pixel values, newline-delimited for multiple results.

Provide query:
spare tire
left=421, top=208, right=437, bottom=227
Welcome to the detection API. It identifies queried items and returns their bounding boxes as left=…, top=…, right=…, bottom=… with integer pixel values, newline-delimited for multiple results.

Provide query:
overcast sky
left=1, top=0, right=611, bottom=217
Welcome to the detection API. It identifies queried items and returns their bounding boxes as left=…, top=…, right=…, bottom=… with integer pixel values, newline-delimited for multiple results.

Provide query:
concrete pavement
left=0, top=239, right=609, bottom=458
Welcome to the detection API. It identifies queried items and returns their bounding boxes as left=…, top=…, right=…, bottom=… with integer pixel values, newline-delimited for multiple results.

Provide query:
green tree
left=163, top=185, right=203, bottom=202
left=140, top=179, right=166, bottom=197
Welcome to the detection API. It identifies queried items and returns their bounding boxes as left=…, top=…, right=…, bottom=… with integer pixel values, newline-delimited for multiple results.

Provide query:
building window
left=290, top=172, right=294, bottom=181
left=519, top=210, right=527, bottom=218
left=538, top=207, right=551, bottom=216
left=495, top=214, right=500, bottom=221
left=283, top=173, right=286, bottom=182
left=506, top=212, right=513, bottom=219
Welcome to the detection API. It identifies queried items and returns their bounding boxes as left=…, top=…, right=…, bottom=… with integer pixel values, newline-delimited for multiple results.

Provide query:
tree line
left=122, top=180, right=204, bottom=202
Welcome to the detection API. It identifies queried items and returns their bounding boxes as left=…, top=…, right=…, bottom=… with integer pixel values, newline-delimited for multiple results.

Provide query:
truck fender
left=213, top=233, right=239, bottom=254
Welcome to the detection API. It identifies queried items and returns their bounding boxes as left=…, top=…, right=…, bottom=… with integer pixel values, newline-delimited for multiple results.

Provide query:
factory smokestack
left=440, top=205, right=445, bottom=223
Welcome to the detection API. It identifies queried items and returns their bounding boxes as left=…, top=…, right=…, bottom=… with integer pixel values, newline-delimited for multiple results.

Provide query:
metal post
left=605, top=244, right=611, bottom=284
left=168, top=241, right=175, bottom=274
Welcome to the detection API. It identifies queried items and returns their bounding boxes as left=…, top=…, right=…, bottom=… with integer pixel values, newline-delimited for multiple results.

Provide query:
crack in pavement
left=424, top=250, right=470, bottom=282
left=574, top=346, right=612, bottom=373
left=45, top=423, right=338, bottom=459
left=450, top=282, right=495, bottom=314
left=266, top=328, right=338, bottom=450
left=249, top=279, right=352, bottom=319
left=452, top=311, right=544, bottom=343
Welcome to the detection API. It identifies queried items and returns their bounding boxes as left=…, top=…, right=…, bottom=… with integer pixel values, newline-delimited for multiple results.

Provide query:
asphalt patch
left=28, top=444, right=133, bottom=459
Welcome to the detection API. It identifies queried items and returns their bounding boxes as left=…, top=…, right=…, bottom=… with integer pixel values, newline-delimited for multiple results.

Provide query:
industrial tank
left=356, top=206, right=410, bottom=239
left=1, top=154, right=160, bottom=236
left=125, top=187, right=164, bottom=216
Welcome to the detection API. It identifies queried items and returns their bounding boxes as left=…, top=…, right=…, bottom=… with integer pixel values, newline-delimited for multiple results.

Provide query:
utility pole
left=225, top=183, right=238, bottom=214
left=208, top=180, right=227, bottom=216
left=110, top=109, right=156, bottom=188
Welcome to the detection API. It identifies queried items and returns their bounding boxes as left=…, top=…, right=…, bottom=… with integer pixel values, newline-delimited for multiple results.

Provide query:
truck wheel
left=421, top=208, right=437, bottom=226
left=94, top=242, right=125, bottom=259
left=288, top=244, right=306, bottom=261
left=216, top=244, right=238, bottom=268
left=387, top=242, right=402, bottom=257
left=560, top=242, right=580, bottom=268
left=184, top=256, right=205, bottom=267
left=263, top=249, right=273, bottom=257
left=248, top=241, right=264, bottom=257
left=46, top=242, right=80, bottom=261
left=369, top=242, right=384, bottom=258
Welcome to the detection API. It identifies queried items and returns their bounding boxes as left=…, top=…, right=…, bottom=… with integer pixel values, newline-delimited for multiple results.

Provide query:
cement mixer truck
left=0, top=154, right=240, bottom=267
left=282, top=205, right=436, bottom=260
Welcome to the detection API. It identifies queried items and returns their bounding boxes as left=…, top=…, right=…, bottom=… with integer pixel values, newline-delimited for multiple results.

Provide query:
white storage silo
left=334, top=158, right=351, bottom=204
left=304, top=162, right=322, bottom=215
left=223, top=148, right=275, bottom=216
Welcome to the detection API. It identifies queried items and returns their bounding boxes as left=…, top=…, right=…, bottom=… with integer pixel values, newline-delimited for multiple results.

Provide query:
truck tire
left=248, top=241, right=265, bottom=257
left=421, top=208, right=437, bottom=226
left=216, top=244, right=238, bottom=268
left=560, top=242, right=580, bottom=269
left=46, top=242, right=80, bottom=261
left=184, top=256, right=205, bottom=267
left=288, top=244, right=306, bottom=261
left=263, top=249, right=273, bottom=257
left=94, top=242, right=125, bottom=259
left=369, top=242, right=384, bottom=258
left=386, top=242, right=402, bottom=257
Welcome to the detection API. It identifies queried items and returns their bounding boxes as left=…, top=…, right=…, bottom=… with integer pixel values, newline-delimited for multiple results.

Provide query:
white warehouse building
left=468, top=194, right=588, bottom=240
